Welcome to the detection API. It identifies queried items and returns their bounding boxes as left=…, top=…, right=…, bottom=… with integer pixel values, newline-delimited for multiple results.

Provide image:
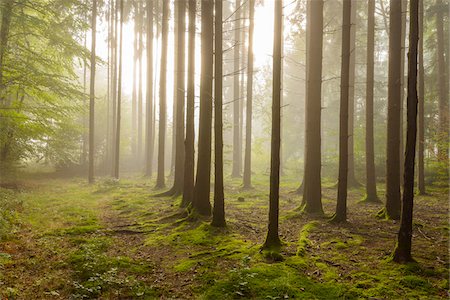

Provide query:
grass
left=0, top=173, right=448, bottom=299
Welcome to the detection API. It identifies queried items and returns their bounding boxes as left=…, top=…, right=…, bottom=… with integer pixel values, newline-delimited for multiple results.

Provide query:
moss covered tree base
left=376, top=207, right=400, bottom=220
left=392, top=245, right=415, bottom=264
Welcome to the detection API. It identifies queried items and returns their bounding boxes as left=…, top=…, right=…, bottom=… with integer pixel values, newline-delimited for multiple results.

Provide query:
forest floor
left=0, top=172, right=448, bottom=299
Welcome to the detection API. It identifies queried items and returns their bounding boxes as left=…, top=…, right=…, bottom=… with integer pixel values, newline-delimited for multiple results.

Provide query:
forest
left=0, top=0, right=448, bottom=298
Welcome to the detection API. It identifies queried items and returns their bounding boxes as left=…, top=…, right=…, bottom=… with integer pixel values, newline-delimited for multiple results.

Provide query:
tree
left=88, top=0, right=97, bottom=184
left=262, top=0, right=283, bottom=250
left=181, top=0, right=196, bottom=208
left=155, top=0, right=169, bottom=189
left=137, top=1, right=144, bottom=163
left=243, top=0, right=255, bottom=189
left=167, top=0, right=186, bottom=196
left=232, top=0, right=242, bottom=178
left=131, top=2, right=138, bottom=160
left=212, top=0, right=225, bottom=227
left=393, top=0, right=419, bottom=263
left=436, top=0, right=449, bottom=169
left=417, top=0, right=425, bottom=195
left=382, top=0, right=402, bottom=220
left=0, top=0, right=12, bottom=105
left=192, top=0, right=214, bottom=216
left=363, top=0, right=379, bottom=202
left=331, top=0, right=351, bottom=223
left=301, top=0, right=324, bottom=215
left=399, top=0, right=407, bottom=185
left=145, top=0, right=154, bottom=177
left=111, top=0, right=119, bottom=178
left=113, top=0, right=124, bottom=180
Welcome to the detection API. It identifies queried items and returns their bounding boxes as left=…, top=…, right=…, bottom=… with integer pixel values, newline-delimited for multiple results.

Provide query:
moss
left=296, top=221, right=318, bottom=256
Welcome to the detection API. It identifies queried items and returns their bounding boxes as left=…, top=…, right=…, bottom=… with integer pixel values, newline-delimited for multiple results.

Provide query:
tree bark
left=111, top=0, right=119, bottom=177
left=393, top=0, right=419, bottom=264
left=263, top=0, right=283, bottom=250
left=212, top=0, right=225, bottom=227
left=131, top=3, right=138, bottom=161
left=382, top=0, right=402, bottom=220
left=417, top=0, right=425, bottom=195
left=137, top=1, right=144, bottom=164
left=88, top=0, right=97, bottom=184
left=232, top=0, right=242, bottom=178
left=145, top=0, right=154, bottom=177
left=113, top=0, right=124, bottom=180
left=181, top=0, right=196, bottom=208
left=192, top=0, right=214, bottom=216
left=243, top=0, right=255, bottom=189
left=0, top=0, right=12, bottom=105
left=332, top=0, right=351, bottom=223
left=364, top=0, right=379, bottom=202
left=155, top=0, right=169, bottom=188
left=399, top=0, right=407, bottom=186
left=302, top=0, right=324, bottom=215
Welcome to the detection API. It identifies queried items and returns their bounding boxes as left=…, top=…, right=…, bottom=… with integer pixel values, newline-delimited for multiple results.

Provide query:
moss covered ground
left=0, top=173, right=448, bottom=299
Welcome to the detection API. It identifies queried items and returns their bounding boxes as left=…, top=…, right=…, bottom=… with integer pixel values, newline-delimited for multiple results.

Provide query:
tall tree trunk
left=170, top=0, right=179, bottom=179
left=302, top=0, right=324, bottom=214
left=131, top=3, right=138, bottom=160
left=382, top=0, right=402, bottom=220
left=263, top=0, right=283, bottom=250
left=137, top=2, right=144, bottom=164
left=111, top=0, right=119, bottom=177
left=399, top=0, right=407, bottom=186
left=417, top=0, right=425, bottom=195
left=192, top=0, right=214, bottom=216
left=332, top=0, right=351, bottom=223
left=239, top=4, right=246, bottom=176
left=393, top=0, right=419, bottom=263
left=88, top=0, right=97, bottom=184
left=181, top=0, right=196, bottom=208
left=113, top=0, right=124, bottom=180
left=232, top=0, right=242, bottom=178
left=105, top=1, right=111, bottom=174
left=155, top=0, right=169, bottom=188
left=145, top=0, right=154, bottom=177
left=82, top=27, right=88, bottom=166
left=0, top=0, right=12, bottom=105
left=243, top=0, right=255, bottom=189
left=436, top=0, right=449, bottom=169
left=212, top=0, right=225, bottom=227
left=364, top=0, right=379, bottom=202
left=166, top=0, right=186, bottom=196
left=347, top=0, right=360, bottom=187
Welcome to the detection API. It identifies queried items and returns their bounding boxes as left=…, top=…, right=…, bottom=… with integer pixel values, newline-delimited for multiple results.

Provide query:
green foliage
left=296, top=221, right=318, bottom=256
left=0, top=188, right=22, bottom=241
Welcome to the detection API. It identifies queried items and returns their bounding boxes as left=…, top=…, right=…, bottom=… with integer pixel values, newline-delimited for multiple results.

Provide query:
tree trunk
left=111, top=0, right=118, bottom=177
left=263, top=0, right=283, bottom=250
left=364, top=0, right=379, bottom=202
left=131, top=3, right=138, bottom=161
left=113, top=0, right=124, bottom=180
left=88, top=0, right=97, bottom=184
left=243, top=0, right=255, bottom=189
left=0, top=0, right=12, bottom=105
left=182, top=0, right=196, bottom=208
left=138, top=2, right=144, bottom=164
left=399, top=0, right=407, bottom=186
left=212, top=0, right=225, bottom=227
left=347, top=0, right=360, bottom=187
left=145, top=0, right=154, bottom=178
left=331, top=0, right=351, bottom=223
left=302, top=0, right=324, bottom=215
left=170, top=1, right=179, bottom=179
left=232, top=0, right=242, bottom=178
left=155, top=0, right=169, bottom=188
left=417, top=0, right=425, bottom=195
left=192, top=0, right=214, bottom=216
left=393, top=0, right=419, bottom=263
left=436, top=0, right=449, bottom=169
left=382, top=0, right=402, bottom=220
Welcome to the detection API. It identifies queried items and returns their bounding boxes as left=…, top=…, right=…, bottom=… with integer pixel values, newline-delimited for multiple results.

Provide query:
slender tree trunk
left=364, top=0, right=379, bottom=202
left=88, top=0, right=97, bottom=184
left=111, top=0, right=118, bottom=177
left=347, top=0, right=359, bottom=187
left=113, top=0, right=124, bottom=180
left=436, top=0, right=449, bottom=169
left=82, top=27, right=88, bottom=166
left=302, top=0, right=324, bottom=214
left=393, top=0, right=419, bottom=263
left=417, top=0, right=425, bottom=195
left=399, top=0, right=407, bottom=186
left=192, top=0, right=214, bottom=216
left=145, top=0, right=154, bottom=177
left=232, top=0, right=242, bottom=178
left=156, top=0, right=169, bottom=188
left=239, top=4, right=246, bottom=176
left=332, top=0, right=351, bottom=223
left=243, top=0, right=255, bottom=189
left=0, top=0, right=12, bottom=105
left=170, top=1, right=179, bottom=179
left=137, top=2, right=144, bottom=164
left=181, top=0, right=196, bottom=208
left=263, top=0, right=283, bottom=250
left=105, top=2, right=111, bottom=174
left=131, top=3, right=138, bottom=160
left=382, top=0, right=402, bottom=220
left=212, top=0, right=225, bottom=227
